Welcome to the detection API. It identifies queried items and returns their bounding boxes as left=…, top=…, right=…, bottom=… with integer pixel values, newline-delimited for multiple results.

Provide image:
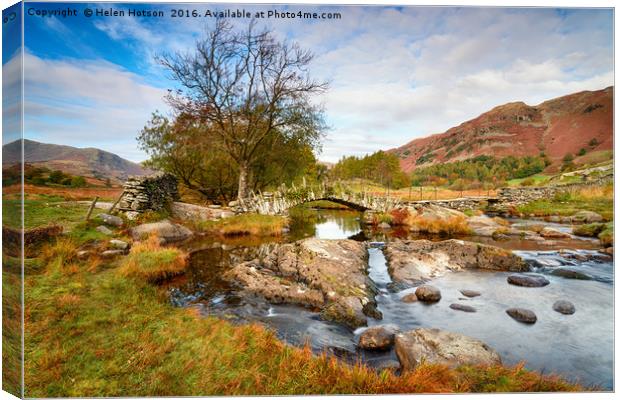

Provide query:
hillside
left=390, top=87, right=613, bottom=172
left=2, top=139, right=149, bottom=183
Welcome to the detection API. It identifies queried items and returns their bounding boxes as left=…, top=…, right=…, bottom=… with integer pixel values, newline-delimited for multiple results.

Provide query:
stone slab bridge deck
left=237, top=183, right=498, bottom=215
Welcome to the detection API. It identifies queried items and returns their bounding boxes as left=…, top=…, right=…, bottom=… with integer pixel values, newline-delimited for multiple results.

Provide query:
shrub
left=405, top=215, right=472, bottom=237
left=577, top=148, right=587, bottom=156
left=598, top=223, right=613, bottom=247
left=520, top=178, right=535, bottom=187
left=389, top=208, right=410, bottom=225
left=118, top=236, right=188, bottom=283
left=40, top=237, right=78, bottom=269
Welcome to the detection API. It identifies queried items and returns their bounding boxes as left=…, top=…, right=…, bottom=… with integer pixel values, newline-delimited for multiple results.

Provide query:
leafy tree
left=70, top=176, right=87, bottom=188
left=156, top=20, right=328, bottom=199
left=48, top=170, right=66, bottom=184
left=138, top=112, right=320, bottom=201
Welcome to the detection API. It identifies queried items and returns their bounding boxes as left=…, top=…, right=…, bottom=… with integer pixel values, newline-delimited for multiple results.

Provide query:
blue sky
left=4, top=3, right=614, bottom=162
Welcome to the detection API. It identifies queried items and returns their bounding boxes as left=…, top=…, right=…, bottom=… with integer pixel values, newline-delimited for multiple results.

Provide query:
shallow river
left=171, top=208, right=614, bottom=389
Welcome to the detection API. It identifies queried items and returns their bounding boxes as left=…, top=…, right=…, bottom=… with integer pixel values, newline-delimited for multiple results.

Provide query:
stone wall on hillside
left=118, top=173, right=179, bottom=215
left=498, top=177, right=612, bottom=206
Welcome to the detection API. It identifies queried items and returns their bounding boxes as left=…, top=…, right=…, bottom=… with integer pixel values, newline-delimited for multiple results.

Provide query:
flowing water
left=171, top=207, right=614, bottom=389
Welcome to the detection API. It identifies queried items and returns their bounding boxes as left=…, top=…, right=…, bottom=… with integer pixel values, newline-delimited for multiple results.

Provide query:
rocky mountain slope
left=2, top=139, right=149, bottom=183
left=390, top=87, right=613, bottom=172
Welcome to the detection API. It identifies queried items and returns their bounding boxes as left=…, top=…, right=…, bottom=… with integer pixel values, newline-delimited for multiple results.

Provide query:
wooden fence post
left=85, top=196, right=99, bottom=221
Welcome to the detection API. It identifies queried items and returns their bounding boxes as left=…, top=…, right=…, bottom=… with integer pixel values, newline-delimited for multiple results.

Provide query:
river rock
left=98, top=213, right=124, bottom=227
left=507, top=274, right=550, bottom=287
left=553, top=300, right=576, bottom=315
left=603, top=247, right=613, bottom=255
left=358, top=325, right=397, bottom=350
left=467, top=216, right=519, bottom=237
left=401, top=293, right=418, bottom=303
left=100, top=249, right=125, bottom=258
left=95, top=225, right=113, bottom=235
left=223, top=238, right=379, bottom=328
left=109, top=239, right=129, bottom=250
left=171, top=201, right=234, bottom=221
left=415, top=285, right=441, bottom=302
left=460, top=289, right=481, bottom=298
left=506, top=308, right=537, bottom=323
left=76, top=250, right=91, bottom=259
left=550, top=268, right=591, bottom=280
left=572, top=211, right=604, bottom=223
left=384, top=239, right=528, bottom=286
left=130, top=219, right=193, bottom=244
left=394, top=328, right=501, bottom=371
left=378, top=222, right=391, bottom=229
left=449, top=303, right=476, bottom=312
left=540, top=227, right=571, bottom=239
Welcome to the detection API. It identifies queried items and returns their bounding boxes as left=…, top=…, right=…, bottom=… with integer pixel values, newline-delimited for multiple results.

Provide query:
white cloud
left=38, top=6, right=614, bottom=163
left=23, top=52, right=168, bottom=162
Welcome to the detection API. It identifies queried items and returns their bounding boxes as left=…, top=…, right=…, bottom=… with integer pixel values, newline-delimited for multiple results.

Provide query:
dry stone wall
left=118, top=173, right=179, bottom=214
left=498, top=178, right=612, bottom=206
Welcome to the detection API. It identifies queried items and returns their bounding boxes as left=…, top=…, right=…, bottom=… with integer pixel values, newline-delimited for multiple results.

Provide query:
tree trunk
left=238, top=161, right=250, bottom=200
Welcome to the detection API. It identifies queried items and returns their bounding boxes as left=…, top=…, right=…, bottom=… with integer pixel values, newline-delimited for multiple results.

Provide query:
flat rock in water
left=223, top=238, right=379, bottom=329
left=550, top=268, right=592, bottom=280
left=415, top=285, right=441, bottom=302
left=507, top=274, right=550, bottom=287
left=506, top=308, right=537, bottom=324
left=540, top=227, right=571, bottom=239
left=384, top=239, right=528, bottom=286
left=460, top=289, right=481, bottom=298
left=401, top=293, right=418, bottom=303
left=553, top=300, right=576, bottom=315
left=358, top=325, right=397, bottom=351
left=394, top=328, right=501, bottom=371
left=449, top=303, right=476, bottom=313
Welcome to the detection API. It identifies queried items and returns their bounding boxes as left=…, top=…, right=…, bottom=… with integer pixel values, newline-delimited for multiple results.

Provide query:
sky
left=2, top=2, right=614, bottom=163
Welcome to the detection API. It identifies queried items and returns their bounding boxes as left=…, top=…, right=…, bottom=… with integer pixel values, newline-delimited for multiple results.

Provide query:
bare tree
left=157, top=19, right=328, bottom=200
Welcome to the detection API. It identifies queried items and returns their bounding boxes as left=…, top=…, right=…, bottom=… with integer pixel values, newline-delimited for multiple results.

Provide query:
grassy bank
left=24, top=236, right=583, bottom=397
left=3, top=198, right=104, bottom=230
left=516, top=185, right=613, bottom=221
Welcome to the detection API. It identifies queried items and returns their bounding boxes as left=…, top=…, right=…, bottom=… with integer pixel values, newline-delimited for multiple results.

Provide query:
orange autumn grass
left=118, top=235, right=188, bottom=283
left=24, top=236, right=584, bottom=396
left=389, top=208, right=472, bottom=237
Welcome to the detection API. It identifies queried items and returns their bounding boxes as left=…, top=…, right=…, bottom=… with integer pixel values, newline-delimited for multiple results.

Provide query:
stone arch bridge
left=235, top=181, right=495, bottom=215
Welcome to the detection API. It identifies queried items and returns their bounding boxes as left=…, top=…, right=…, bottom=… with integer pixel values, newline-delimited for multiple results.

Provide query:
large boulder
left=130, top=219, right=193, bottom=244
left=394, top=328, right=501, bottom=371
left=223, top=238, right=379, bottom=328
left=572, top=211, right=604, bottom=224
left=415, top=285, right=441, bottom=302
left=384, top=239, right=528, bottom=286
left=357, top=325, right=398, bottom=350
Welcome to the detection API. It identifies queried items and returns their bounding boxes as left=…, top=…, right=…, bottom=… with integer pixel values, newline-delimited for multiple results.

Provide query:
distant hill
left=389, top=87, right=613, bottom=172
left=2, top=139, right=150, bottom=183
